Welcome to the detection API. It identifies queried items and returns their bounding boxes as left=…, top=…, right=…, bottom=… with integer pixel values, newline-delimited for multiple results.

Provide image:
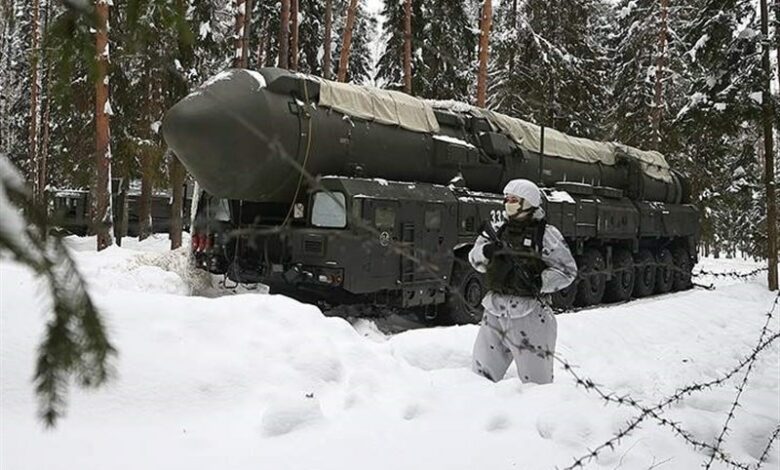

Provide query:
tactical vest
left=485, top=219, right=547, bottom=296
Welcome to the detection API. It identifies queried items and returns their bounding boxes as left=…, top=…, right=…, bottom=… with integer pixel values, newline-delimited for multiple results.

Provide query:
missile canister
left=162, top=67, right=690, bottom=205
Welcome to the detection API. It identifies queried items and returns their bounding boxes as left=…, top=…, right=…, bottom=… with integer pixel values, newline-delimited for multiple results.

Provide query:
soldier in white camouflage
left=469, top=179, right=577, bottom=384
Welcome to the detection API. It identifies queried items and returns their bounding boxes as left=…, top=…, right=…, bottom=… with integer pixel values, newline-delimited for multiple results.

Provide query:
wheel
left=672, top=246, right=693, bottom=291
left=604, top=248, right=635, bottom=302
left=633, top=249, right=656, bottom=297
left=575, top=248, right=606, bottom=307
left=551, top=283, right=577, bottom=310
left=654, top=248, right=674, bottom=294
left=441, top=257, right=485, bottom=324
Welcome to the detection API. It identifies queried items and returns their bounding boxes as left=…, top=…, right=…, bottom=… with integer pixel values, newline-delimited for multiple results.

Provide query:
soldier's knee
left=473, top=360, right=500, bottom=382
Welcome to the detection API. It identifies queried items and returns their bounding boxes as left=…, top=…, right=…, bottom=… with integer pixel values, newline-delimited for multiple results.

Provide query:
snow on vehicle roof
left=432, top=134, right=476, bottom=149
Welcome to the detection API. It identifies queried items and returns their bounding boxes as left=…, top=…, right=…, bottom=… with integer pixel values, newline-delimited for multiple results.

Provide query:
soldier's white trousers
left=472, top=307, right=557, bottom=384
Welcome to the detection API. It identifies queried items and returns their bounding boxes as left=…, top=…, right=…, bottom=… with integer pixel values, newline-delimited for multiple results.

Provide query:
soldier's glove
left=482, top=242, right=503, bottom=260
left=516, top=265, right=542, bottom=296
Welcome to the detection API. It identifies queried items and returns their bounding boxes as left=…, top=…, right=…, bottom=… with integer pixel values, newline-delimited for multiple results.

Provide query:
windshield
left=311, top=192, right=347, bottom=228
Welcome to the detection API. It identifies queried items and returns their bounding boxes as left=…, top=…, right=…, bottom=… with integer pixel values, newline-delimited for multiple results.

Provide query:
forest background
left=1, top=0, right=778, bottom=260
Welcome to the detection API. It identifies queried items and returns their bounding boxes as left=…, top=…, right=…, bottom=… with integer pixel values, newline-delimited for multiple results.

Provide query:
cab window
left=311, top=192, right=347, bottom=228
left=375, top=206, right=396, bottom=230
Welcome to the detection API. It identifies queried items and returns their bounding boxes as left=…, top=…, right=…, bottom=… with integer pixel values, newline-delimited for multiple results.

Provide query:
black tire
left=575, top=248, right=606, bottom=307
left=633, top=249, right=656, bottom=297
left=441, top=258, right=485, bottom=324
left=672, top=246, right=693, bottom=291
left=654, top=248, right=674, bottom=294
left=551, top=283, right=577, bottom=310
left=604, top=248, right=635, bottom=302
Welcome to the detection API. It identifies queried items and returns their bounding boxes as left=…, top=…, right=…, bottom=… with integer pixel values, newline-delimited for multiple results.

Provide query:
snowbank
left=1, top=237, right=778, bottom=470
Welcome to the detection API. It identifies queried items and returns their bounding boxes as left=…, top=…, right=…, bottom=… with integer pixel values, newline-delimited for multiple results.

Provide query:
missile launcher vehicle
left=162, top=67, right=699, bottom=323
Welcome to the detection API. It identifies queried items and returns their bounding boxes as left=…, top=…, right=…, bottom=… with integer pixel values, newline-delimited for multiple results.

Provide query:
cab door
left=416, top=203, right=447, bottom=281
left=360, top=199, right=400, bottom=290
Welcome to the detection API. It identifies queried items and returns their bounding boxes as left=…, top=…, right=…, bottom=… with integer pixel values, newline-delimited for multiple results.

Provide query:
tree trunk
left=242, top=0, right=252, bottom=68
left=290, top=0, right=299, bottom=71
left=323, top=0, right=332, bottom=79
left=169, top=152, right=186, bottom=250
left=652, top=0, right=668, bottom=150
left=38, top=0, right=51, bottom=205
left=337, top=0, right=359, bottom=83
left=760, top=0, right=778, bottom=290
left=233, top=0, right=246, bottom=68
left=94, top=0, right=113, bottom=250
left=138, top=148, right=153, bottom=241
left=279, top=0, right=290, bottom=69
left=508, top=0, right=517, bottom=73
left=403, top=0, right=411, bottom=94
left=29, top=0, right=40, bottom=201
left=168, top=0, right=192, bottom=249
left=476, top=0, right=492, bottom=107
left=40, top=75, right=50, bottom=202
left=138, top=74, right=156, bottom=241
left=113, top=174, right=126, bottom=246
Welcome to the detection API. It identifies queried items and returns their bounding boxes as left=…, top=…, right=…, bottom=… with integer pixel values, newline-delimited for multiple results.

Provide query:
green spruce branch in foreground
left=0, top=155, right=116, bottom=427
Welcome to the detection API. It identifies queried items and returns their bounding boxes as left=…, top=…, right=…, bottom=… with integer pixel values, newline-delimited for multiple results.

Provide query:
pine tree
left=476, top=0, right=491, bottom=106
left=759, top=0, right=777, bottom=288
left=608, top=0, right=690, bottom=153
left=94, top=0, right=113, bottom=250
left=290, top=0, right=299, bottom=70
left=1, top=0, right=35, bottom=179
left=489, top=0, right=610, bottom=138
left=29, top=0, right=41, bottom=201
left=419, top=0, right=476, bottom=100
left=336, top=0, right=359, bottom=82
left=323, top=0, right=333, bottom=78
left=402, top=0, right=411, bottom=93
left=674, top=0, right=765, bottom=256
left=333, top=0, right=376, bottom=84
left=376, top=0, right=424, bottom=90
left=297, top=0, right=325, bottom=74
left=279, top=0, right=290, bottom=68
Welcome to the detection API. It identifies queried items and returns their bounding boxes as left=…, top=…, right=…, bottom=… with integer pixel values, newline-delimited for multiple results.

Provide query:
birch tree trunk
left=476, top=0, right=492, bottom=107
left=29, top=0, right=40, bottom=201
left=323, top=0, right=332, bottom=79
left=279, top=0, right=290, bottom=69
left=94, top=0, right=113, bottom=250
left=337, top=0, right=359, bottom=83
left=403, top=0, right=411, bottom=94
left=760, top=0, right=778, bottom=290
left=290, top=0, right=299, bottom=71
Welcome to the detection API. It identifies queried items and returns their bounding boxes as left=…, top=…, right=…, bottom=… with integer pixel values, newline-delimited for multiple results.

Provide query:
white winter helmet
left=503, top=179, right=542, bottom=207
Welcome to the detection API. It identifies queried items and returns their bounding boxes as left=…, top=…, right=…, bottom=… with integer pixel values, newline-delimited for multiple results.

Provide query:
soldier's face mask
left=504, top=195, right=535, bottom=220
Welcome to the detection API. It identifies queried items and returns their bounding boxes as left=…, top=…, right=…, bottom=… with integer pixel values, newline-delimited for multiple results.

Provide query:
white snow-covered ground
left=1, top=235, right=778, bottom=470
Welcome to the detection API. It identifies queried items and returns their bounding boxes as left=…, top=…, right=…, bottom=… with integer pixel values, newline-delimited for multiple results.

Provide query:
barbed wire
left=471, top=293, right=779, bottom=470
left=754, top=425, right=780, bottom=470
left=693, top=267, right=769, bottom=279
left=704, top=293, right=780, bottom=469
